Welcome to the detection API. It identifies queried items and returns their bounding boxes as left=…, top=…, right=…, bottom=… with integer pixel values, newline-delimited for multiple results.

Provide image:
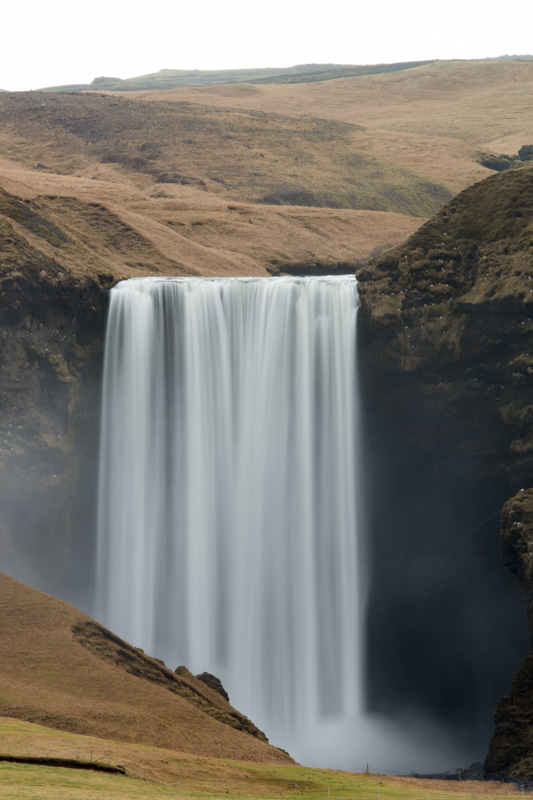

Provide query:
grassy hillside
left=1, top=59, right=531, bottom=287
left=157, top=60, right=533, bottom=154
left=3, top=571, right=524, bottom=795
left=138, top=59, right=532, bottom=199
left=0, top=91, right=450, bottom=217
left=0, top=90, right=425, bottom=286
left=0, top=571, right=290, bottom=762
left=0, top=168, right=419, bottom=283
left=0, top=574, right=525, bottom=795
left=5, top=58, right=529, bottom=280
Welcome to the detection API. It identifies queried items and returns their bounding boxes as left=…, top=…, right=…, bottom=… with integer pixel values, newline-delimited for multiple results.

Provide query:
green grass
left=0, top=719, right=522, bottom=800
left=0, top=718, right=523, bottom=800
left=0, top=760, right=524, bottom=800
left=0, top=762, right=181, bottom=799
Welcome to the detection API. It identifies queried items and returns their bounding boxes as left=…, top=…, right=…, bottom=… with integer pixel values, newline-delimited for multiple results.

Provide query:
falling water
left=96, top=275, right=365, bottom=764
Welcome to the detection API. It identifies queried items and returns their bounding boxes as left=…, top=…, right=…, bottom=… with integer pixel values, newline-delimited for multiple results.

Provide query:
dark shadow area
left=360, top=363, right=530, bottom=756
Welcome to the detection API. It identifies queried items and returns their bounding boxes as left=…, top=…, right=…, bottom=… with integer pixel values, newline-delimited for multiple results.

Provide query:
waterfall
left=96, top=275, right=365, bottom=765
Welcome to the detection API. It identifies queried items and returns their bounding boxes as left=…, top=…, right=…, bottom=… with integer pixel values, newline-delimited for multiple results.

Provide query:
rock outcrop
left=500, top=488, right=533, bottom=642
left=0, top=571, right=291, bottom=762
left=485, top=490, right=533, bottom=777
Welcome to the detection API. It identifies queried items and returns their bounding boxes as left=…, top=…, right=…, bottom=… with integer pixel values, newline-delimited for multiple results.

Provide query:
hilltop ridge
left=40, top=60, right=436, bottom=92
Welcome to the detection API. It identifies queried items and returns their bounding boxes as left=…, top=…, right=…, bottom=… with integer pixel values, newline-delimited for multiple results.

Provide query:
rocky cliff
left=357, top=165, right=533, bottom=775
left=484, top=489, right=533, bottom=777
left=0, top=193, right=107, bottom=598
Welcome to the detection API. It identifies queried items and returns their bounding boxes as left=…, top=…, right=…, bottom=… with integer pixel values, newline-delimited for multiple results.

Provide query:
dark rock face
left=357, top=166, right=533, bottom=768
left=484, top=490, right=533, bottom=777
left=196, top=671, right=231, bottom=702
left=501, top=489, right=533, bottom=644
left=485, top=652, right=533, bottom=777
left=0, top=251, right=106, bottom=601
left=358, top=165, right=533, bottom=486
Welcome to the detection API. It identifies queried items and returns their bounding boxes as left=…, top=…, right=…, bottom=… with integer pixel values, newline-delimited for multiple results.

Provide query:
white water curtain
left=96, top=276, right=364, bottom=762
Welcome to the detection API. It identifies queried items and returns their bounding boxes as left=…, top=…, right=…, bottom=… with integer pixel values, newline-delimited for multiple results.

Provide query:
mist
left=285, top=712, right=476, bottom=774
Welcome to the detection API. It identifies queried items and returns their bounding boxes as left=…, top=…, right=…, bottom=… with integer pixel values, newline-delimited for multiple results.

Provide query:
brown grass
left=0, top=572, right=291, bottom=764
left=2, top=59, right=532, bottom=285
left=0, top=159, right=421, bottom=281
left=0, top=91, right=450, bottom=215
left=141, top=60, right=533, bottom=153
left=119, top=59, right=533, bottom=202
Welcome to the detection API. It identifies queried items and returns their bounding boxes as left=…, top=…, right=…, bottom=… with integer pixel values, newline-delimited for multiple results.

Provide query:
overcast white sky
left=2, top=0, right=533, bottom=91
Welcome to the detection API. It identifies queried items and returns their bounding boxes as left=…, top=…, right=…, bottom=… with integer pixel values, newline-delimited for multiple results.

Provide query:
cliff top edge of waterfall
left=112, top=274, right=357, bottom=287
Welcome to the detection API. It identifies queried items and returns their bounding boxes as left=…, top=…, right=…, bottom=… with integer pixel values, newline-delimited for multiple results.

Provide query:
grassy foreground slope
left=0, top=717, right=526, bottom=799
left=2, top=573, right=525, bottom=797
left=0, top=572, right=290, bottom=762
